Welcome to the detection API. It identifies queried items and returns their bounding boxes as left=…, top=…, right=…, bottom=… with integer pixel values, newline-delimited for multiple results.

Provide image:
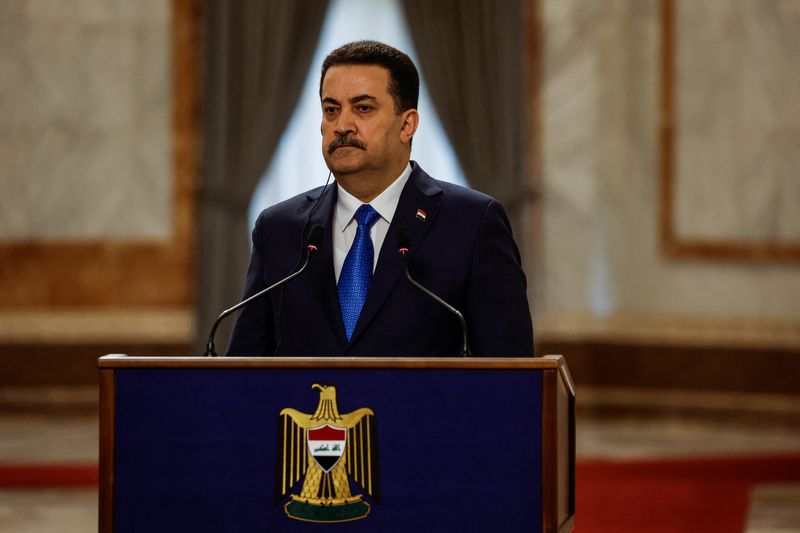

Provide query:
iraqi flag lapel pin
left=415, top=209, right=427, bottom=222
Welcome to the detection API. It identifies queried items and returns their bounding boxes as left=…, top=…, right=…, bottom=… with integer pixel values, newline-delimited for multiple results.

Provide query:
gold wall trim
left=537, top=311, right=800, bottom=350
left=0, top=310, right=194, bottom=344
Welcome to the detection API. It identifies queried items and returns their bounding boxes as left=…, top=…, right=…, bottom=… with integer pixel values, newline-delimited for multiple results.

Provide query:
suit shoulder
left=424, top=178, right=516, bottom=240
left=410, top=162, right=498, bottom=209
left=432, top=178, right=501, bottom=211
left=253, top=185, right=327, bottom=228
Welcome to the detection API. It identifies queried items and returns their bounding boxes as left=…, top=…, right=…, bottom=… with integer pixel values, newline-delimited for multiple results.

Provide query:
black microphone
left=204, top=224, right=325, bottom=357
left=397, top=227, right=471, bottom=356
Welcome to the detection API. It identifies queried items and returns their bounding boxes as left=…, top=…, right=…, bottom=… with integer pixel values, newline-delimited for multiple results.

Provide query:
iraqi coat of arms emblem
left=275, top=384, right=379, bottom=523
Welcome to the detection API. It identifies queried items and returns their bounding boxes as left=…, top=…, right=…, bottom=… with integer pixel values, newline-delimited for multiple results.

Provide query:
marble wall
left=0, top=0, right=171, bottom=241
left=541, top=0, right=800, bottom=321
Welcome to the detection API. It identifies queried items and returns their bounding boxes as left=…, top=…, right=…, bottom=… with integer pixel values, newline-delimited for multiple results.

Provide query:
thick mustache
left=328, top=137, right=366, bottom=154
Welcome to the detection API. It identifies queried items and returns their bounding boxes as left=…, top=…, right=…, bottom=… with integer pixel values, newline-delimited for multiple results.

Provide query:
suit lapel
left=304, top=184, right=348, bottom=350
left=347, top=164, right=443, bottom=349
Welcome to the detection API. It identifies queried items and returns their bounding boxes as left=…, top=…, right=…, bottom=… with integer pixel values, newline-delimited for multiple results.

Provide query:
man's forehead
left=321, top=64, right=391, bottom=99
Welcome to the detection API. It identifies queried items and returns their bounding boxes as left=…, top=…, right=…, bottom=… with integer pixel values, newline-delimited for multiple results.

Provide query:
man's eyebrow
left=349, top=94, right=377, bottom=104
left=321, top=95, right=378, bottom=106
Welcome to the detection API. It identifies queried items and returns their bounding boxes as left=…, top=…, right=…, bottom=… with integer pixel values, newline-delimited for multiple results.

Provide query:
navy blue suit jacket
left=227, top=162, right=533, bottom=357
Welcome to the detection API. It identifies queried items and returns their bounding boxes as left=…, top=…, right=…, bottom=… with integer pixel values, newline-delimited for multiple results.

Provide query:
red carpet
left=576, top=454, right=800, bottom=532
left=2, top=454, right=800, bottom=532
left=0, top=463, right=98, bottom=488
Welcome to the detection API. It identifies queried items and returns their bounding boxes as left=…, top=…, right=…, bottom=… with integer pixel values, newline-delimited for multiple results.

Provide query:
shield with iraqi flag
left=307, top=424, right=347, bottom=472
left=275, top=384, right=379, bottom=523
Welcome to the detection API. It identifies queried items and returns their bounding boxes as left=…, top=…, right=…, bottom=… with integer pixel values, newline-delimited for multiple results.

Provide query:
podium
left=99, top=355, right=575, bottom=532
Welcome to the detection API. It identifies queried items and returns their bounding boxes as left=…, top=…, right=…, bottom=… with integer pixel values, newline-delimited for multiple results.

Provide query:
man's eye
left=357, top=105, right=372, bottom=112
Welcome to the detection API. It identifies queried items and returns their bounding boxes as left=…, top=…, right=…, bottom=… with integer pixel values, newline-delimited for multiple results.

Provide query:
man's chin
left=324, top=154, right=366, bottom=176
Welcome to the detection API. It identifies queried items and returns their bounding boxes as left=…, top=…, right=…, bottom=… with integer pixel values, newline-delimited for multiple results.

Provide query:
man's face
left=320, top=64, right=414, bottom=177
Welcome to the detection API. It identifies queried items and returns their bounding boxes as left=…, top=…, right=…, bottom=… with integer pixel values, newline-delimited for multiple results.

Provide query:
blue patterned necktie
left=338, top=204, right=380, bottom=341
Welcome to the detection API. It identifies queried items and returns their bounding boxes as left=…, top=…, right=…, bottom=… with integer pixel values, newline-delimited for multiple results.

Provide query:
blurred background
left=1, top=0, right=799, bottom=531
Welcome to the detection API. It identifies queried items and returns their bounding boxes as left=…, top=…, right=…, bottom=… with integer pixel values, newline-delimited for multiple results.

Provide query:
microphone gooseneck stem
left=204, top=246, right=318, bottom=357
left=400, top=251, right=471, bottom=357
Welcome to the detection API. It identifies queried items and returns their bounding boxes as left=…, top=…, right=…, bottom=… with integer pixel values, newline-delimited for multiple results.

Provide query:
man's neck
left=335, top=159, right=409, bottom=203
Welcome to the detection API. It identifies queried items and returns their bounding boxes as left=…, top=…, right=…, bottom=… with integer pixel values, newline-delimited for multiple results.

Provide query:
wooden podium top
left=100, top=354, right=561, bottom=369
left=98, top=354, right=573, bottom=393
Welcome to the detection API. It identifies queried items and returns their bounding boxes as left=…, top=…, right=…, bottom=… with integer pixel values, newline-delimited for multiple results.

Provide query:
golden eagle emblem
left=275, top=384, right=379, bottom=522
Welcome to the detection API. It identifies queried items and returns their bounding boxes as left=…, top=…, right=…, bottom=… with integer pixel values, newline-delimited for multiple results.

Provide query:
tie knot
left=354, top=204, right=380, bottom=228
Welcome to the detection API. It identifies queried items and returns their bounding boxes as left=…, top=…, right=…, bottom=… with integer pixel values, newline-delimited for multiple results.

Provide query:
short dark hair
left=320, top=40, right=419, bottom=114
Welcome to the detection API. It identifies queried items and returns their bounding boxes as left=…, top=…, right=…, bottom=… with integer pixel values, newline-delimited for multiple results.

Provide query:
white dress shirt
left=333, top=163, right=412, bottom=282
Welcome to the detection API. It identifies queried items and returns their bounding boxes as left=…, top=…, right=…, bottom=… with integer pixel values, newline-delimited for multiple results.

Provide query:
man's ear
left=400, top=109, right=419, bottom=144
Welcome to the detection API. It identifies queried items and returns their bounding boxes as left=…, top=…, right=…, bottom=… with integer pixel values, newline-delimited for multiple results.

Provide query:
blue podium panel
left=113, top=368, right=543, bottom=532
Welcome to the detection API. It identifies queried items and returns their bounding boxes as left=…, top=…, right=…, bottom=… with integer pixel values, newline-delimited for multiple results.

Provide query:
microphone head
left=397, top=226, right=410, bottom=252
left=307, top=224, right=324, bottom=250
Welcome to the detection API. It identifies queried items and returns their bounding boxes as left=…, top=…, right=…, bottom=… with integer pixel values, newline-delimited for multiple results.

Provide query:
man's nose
left=334, top=109, right=356, bottom=137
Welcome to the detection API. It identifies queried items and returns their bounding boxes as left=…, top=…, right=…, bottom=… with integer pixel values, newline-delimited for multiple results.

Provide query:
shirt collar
left=335, top=162, right=412, bottom=232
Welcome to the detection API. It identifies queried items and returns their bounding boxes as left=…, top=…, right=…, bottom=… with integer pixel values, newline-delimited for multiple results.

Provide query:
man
left=227, top=40, right=533, bottom=357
